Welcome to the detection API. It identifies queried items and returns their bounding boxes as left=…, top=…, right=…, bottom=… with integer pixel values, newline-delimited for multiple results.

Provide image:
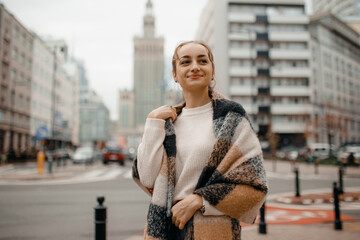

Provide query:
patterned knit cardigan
left=132, top=97, right=268, bottom=240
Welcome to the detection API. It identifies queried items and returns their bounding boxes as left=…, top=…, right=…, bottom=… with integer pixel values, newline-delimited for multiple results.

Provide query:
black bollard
left=338, top=167, right=344, bottom=194
left=258, top=202, right=267, bottom=234
left=333, top=182, right=342, bottom=230
left=295, top=168, right=300, bottom=197
left=95, top=196, right=107, bottom=240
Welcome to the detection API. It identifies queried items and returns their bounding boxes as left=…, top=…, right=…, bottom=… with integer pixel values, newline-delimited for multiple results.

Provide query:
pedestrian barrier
left=258, top=202, right=267, bottom=234
left=294, top=168, right=300, bottom=197
left=95, top=196, right=107, bottom=240
left=333, top=182, right=342, bottom=230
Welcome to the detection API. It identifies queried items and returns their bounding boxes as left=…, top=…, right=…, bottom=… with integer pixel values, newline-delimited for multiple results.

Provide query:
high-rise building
left=44, top=39, right=78, bottom=148
left=309, top=12, right=360, bottom=145
left=133, top=0, right=164, bottom=128
left=0, top=4, right=33, bottom=157
left=118, top=89, right=134, bottom=129
left=312, top=0, right=360, bottom=34
left=196, top=0, right=311, bottom=147
left=313, top=0, right=360, bottom=16
left=30, top=34, right=54, bottom=148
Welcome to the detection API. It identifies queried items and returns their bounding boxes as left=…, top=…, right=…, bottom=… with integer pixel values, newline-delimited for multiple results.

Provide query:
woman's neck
left=183, top=89, right=211, bottom=109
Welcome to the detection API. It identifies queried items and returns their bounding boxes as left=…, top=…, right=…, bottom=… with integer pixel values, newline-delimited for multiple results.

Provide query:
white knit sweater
left=137, top=102, right=223, bottom=215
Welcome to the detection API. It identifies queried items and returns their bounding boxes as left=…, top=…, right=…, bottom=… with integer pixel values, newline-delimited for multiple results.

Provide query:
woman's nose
left=190, top=62, right=200, bottom=71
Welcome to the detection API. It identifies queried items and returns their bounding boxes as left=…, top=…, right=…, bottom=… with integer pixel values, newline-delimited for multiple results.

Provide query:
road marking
left=123, top=170, right=133, bottom=179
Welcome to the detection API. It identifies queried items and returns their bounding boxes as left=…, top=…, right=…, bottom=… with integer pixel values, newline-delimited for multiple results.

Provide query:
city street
left=0, top=160, right=359, bottom=239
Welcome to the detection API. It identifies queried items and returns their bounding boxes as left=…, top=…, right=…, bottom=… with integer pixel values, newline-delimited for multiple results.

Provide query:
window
left=11, top=70, right=16, bottom=81
left=20, top=54, right=25, bottom=65
left=12, top=48, right=18, bottom=59
left=0, top=110, right=4, bottom=122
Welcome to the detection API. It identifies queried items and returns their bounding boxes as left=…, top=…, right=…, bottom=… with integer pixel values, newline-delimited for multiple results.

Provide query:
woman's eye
left=200, top=59, right=208, bottom=64
left=180, top=60, right=190, bottom=65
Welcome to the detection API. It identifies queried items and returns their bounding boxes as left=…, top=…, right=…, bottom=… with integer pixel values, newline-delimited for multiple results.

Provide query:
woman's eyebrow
left=179, top=54, right=207, bottom=59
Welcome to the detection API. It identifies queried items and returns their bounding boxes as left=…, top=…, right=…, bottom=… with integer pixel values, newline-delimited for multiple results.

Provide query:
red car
left=102, top=148, right=125, bottom=166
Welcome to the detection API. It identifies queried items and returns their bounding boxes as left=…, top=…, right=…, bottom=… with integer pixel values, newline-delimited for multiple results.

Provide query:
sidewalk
left=124, top=160, right=360, bottom=240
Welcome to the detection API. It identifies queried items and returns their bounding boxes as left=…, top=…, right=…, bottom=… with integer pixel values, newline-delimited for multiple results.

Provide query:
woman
left=133, top=41, right=268, bottom=240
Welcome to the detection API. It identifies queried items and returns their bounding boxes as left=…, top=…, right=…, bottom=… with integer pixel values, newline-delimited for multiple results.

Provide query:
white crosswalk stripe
left=0, top=166, right=133, bottom=185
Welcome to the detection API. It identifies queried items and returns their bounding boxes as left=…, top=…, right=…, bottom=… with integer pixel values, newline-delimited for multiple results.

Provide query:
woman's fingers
left=148, top=105, right=177, bottom=121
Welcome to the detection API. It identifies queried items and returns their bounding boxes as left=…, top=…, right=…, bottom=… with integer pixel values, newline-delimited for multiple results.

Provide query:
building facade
left=309, top=13, right=360, bottom=146
left=196, top=0, right=311, bottom=147
left=79, top=90, right=109, bottom=145
left=44, top=39, right=78, bottom=148
left=30, top=35, right=54, bottom=148
left=118, top=89, right=134, bottom=129
left=312, top=0, right=360, bottom=35
left=0, top=4, right=33, bottom=157
left=133, top=0, right=164, bottom=128
left=312, top=0, right=360, bottom=16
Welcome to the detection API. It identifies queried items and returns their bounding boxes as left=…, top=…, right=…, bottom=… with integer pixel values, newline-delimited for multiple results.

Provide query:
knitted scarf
left=133, top=97, right=268, bottom=240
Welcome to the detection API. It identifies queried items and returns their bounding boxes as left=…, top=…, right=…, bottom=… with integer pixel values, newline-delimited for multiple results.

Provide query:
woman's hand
left=171, top=194, right=202, bottom=230
left=148, top=105, right=177, bottom=122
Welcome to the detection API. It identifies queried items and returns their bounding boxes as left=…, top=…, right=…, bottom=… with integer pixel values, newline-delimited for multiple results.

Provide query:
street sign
left=36, top=126, right=49, bottom=140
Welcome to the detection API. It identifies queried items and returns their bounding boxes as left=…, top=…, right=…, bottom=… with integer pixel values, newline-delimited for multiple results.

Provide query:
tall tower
left=133, top=0, right=164, bottom=128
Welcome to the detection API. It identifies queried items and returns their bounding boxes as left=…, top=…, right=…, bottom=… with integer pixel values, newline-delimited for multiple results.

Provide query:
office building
left=309, top=12, right=360, bottom=145
left=133, top=0, right=164, bottom=128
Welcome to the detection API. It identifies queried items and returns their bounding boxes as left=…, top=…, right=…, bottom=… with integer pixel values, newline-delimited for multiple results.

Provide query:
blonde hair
left=172, top=41, right=216, bottom=99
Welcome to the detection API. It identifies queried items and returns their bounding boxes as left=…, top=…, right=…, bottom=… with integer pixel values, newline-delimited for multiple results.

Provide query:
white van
left=308, top=143, right=336, bottom=160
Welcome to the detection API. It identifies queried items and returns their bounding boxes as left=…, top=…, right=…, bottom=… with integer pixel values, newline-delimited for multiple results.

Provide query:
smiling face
left=172, top=42, right=214, bottom=94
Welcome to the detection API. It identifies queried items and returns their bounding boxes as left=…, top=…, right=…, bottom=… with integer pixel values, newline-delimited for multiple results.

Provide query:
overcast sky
left=1, top=0, right=208, bottom=120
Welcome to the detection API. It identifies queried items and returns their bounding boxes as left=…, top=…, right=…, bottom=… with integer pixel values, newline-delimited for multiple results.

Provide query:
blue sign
left=36, top=126, right=49, bottom=139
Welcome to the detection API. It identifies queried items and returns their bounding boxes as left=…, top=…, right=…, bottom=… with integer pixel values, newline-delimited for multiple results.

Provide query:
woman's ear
left=173, top=72, right=177, bottom=82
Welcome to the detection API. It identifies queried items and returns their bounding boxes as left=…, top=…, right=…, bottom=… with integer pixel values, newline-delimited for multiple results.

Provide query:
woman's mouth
left=189, top=74, right=202, bottom=79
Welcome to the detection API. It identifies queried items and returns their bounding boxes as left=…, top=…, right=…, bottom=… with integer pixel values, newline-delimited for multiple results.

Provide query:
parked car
left=102, top=148, right=125, bottom=166
left=276, top=145, right=300, bottom=160
left=72, top=147, right=96, bottom=164
left=337, top=144, right=360, bottom=166
left=308, top=143, right=336, bottom=160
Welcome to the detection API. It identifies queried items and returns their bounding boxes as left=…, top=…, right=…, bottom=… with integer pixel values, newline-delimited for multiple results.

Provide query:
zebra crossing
left=0, top=165, right=134, bottom=186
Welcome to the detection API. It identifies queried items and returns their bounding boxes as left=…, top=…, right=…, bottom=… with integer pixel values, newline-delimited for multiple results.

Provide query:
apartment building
left=309, top=12, right=360, bottom=145
left=196, top=0, right=311, bottom=147
left=133, top=0, right=164, bottom=128
left=312, top=0, right=360, bottom=34
left=30, top=35, right=54, bottom=148
left=313, top=0, right=360, bottom=16
left=44, top=39, right=78, bottom=148
left=0, top=4, right=33, bottom=156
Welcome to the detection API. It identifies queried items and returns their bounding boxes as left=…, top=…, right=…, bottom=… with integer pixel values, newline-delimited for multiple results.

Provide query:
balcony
left=271, top=104, right=312, bottom=114
left=229, top=85, right=257, bottom=96
left=229, top=66, right=256, bottom=77
left=269, top=49, right=310, bottom=60
left=270, top=67, right=311, bottom=78
left=272, top=122, right=307, bottom=133
left=268, top=15, right=309, bottom=24
left=269, top=32, right=310, bottom=42
left=270, top=86, right=310, bottom=96
left=228, top=12, right=255, bottom=23
left=229, top=48, right=255, bottom=58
